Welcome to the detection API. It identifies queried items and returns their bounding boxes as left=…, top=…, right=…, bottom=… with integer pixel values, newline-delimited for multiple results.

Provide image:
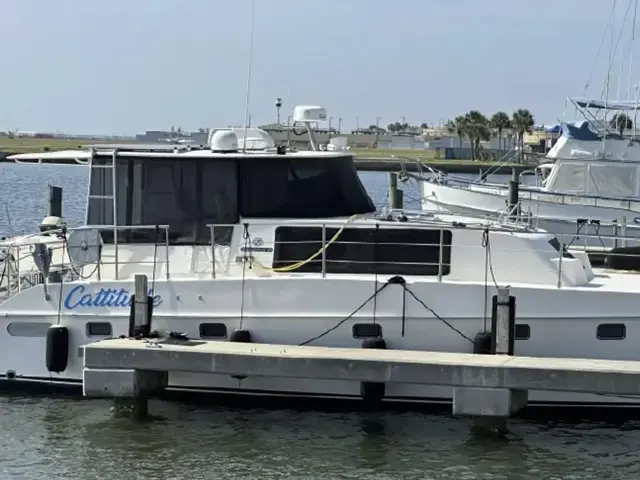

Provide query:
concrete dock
left=83, top=339, right=640, bottom=394
left=82, top=338, right=640, bottom=427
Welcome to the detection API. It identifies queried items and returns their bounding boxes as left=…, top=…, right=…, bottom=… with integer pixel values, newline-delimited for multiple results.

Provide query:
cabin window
left=199, top=323, right=228, bottom=339
left=548, top=162, right=586, bottom=193
left=86, top=322, right=113, bottom=337
left=273, top=227, right=452, bottom=276
left=6, top=322, right=51, bottom=337
left=239, top=156, right=375, bottom=218
left=587, top=164, right=637, bottom=197
left=515, top=324, right=530, bottom=340
left=596, top=323, right=626, bottom=340
left=352, top=323, right=382, bottom=338
left=88, top=154, right=239, bottom=244
left=87, top=153, right=375, bottom=245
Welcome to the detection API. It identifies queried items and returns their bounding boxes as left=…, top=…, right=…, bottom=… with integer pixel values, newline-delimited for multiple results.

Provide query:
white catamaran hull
left=421, top=181, right=640, bottom=248
left=2, top=276, right=640, bottom=408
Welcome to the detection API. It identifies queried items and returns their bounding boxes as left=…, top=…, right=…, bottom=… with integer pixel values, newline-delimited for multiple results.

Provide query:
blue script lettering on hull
left=64, top=286, right=163, bottom=309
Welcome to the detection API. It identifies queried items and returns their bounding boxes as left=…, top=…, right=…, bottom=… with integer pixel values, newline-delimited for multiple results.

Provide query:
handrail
left=203, top=217, right=640, bottom=290
left=5, top=216, right=640, bottom=298
left=427, top=170, right=640, bottom=208
left=0, top=224, right=172, bottom=297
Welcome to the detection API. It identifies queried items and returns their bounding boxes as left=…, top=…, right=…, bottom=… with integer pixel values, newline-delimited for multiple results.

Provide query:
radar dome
left=292, top=106, right=327, bottom=123
left=210, top=130, right=239, bottom=153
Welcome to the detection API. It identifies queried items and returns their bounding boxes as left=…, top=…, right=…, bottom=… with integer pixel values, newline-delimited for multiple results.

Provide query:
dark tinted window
left=87, top=153, right=375, bottom=245
left=239, top=156, right=375, bottom=218
left=199, top=323, right=228, bottom=339
left=596, top=323, right=626, bottom=339
left=273, top=227, right=452, bottom=276
left=515, top=324, right=530, bottom=340
left=88, top=154, right=238, bottom=245
left=86, top=322, right=113, bottom=337
left=352, top=323, right=382, bottom=338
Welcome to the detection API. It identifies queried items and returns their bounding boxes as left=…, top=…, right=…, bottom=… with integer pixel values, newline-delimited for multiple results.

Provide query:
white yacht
left=1, top=105, right=640, bottom=409
left=420, top=97, right=640, bottom=249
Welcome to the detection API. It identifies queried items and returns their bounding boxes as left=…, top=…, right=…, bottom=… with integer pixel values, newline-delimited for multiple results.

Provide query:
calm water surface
left=0, top=163, right=637, bottom=480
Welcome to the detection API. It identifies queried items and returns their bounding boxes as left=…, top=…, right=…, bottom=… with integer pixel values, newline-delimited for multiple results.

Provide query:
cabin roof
left=7, top=147, right=352, bottom=162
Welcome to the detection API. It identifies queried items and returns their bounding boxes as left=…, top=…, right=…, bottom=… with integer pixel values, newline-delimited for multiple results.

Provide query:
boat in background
left=419, top=97, right=640, bottom=249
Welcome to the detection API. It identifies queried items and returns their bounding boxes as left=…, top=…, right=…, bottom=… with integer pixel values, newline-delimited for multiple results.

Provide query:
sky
left=0, top=0, right=634, bottom=134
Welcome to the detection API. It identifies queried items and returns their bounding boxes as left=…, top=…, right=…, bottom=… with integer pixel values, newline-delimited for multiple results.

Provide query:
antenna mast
left=242, top=0, right=256, bottom=153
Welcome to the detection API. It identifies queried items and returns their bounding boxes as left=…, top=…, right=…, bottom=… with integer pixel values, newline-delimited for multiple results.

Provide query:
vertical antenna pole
left=604, top=2, right=616, bottom=157
left=242, top=0, right=256, bottom=154
left=628, top=0, right=638, bottom=99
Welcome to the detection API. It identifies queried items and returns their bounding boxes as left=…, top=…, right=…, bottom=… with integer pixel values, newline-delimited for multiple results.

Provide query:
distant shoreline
left=0, top=139, right=538, bottom=175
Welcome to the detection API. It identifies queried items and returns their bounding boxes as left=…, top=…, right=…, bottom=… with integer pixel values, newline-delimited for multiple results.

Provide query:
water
left=0, top=163, right=636, bottom=479
left=0, top=165, right=437, bottom=236
left=1, top=395, right=640, bottom=480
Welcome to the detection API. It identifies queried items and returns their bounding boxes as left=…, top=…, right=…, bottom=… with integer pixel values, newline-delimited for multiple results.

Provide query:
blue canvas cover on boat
left=544, top=124, right=562, bottom=133
left=560, top=121, right=600, bottom=141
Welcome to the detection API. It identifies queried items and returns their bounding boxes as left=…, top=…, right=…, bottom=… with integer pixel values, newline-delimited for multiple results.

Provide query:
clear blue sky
left=0, top=0, right=632, bottom=134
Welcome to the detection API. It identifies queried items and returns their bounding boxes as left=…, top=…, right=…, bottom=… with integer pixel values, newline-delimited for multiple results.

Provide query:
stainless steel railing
left=0, top=224, right=171, bottom=299
left=206, top=218, right=640, bottom=289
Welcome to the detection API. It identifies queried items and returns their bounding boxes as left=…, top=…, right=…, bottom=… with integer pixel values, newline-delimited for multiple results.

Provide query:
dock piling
left=453, top=287, right=525, bottom=433
left=130, top=274, right=151, bottom=337
left=100, top=273, right=159, bottom=419
left=48, top=185, right=62, bottom=218
left=388, top=173, right=404, bottom=209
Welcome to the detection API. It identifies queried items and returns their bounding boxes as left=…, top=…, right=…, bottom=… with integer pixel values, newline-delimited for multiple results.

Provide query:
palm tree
left=452, top=115, right=467, bottom=148
left=490, top=111, right=511, bottom=150
left=610, top=113, right=633, bottom=136
left=511, top=109, right=535, bottom=162
left=465, top=110, right=490, bottom=160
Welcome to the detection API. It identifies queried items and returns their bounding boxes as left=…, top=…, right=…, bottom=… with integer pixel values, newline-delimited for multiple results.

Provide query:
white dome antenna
left=210, top=130, right=239, bottom=153
left=291, top=105, right=327, bottom=151
left=292, top=106, right=327, bottom=123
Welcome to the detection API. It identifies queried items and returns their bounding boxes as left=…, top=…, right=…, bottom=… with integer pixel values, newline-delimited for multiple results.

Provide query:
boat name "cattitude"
left=64, top=285, right=163, bottom=309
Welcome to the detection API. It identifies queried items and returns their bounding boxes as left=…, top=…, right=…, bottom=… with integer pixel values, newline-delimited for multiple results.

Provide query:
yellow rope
left=252, top=214, right=360, bottom=272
